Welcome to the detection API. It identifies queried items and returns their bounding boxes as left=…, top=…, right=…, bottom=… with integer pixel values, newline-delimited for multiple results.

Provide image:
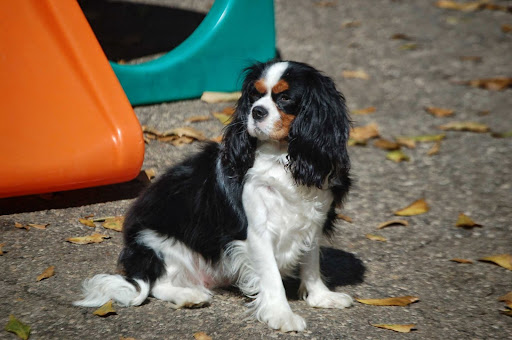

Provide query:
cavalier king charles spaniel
left=75, top=60, right=352, bottom=332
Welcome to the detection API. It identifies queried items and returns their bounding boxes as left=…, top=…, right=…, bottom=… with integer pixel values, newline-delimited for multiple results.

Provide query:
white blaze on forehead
left=263, top=62, right=289, bottom=91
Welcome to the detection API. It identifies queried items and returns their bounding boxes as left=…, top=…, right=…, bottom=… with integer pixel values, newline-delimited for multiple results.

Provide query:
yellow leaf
left=491, top=130, right=512, bottom=138
left=79, top=218, right=96, bottom=228
left=5, top=315, right=31, bottom=340
left=435, top=0, right=487, bottom=12
left=36, top=265, right=55, bottom=282
left=102, top=217, right=124, bottom=232
left=425, top=106, right=454, bottom=117
left=455, top=213, right=482, bottom=229
left=400, top=134, right=446, bottom=143
left=500, top=308, right=512, bottom=317
left=450, top=258, right=474, bottom=264
left=193, top=332, right=213, bottom=340
left=439, top=121, right=490, bottom=132
left=212, top=111, right=234, bottom=125
left=342, top=69, right=370, bottom=80
left=394, top=199, right=429, bottom=216
left=400, top=43, right=418, bottom=50
left=386, top=150, right=409, bottom=162
left=498, top=292, right=512, bottom=303
left=377, top=219, right=409, bottom=229
left=336, top=214, right=353, bottom=223
left=427, top=141, right=441, bottom=156
left=372, top=323, right=416, bottom=333
left=374, top=138, right=401, bottom=150
left=14, top=222, right=30, bottom=230
left=0, top=243, right=5, bottom=255
left=356, top=296, right=419, bottom=306
left=186, top=115, right=211, bottom=123
left=349, top=123, right=379, bottom=143
left=201, top=91, right=241, bottom=103
left=366, top=234, right=387, bottom=242
left=93, top=300, right=116, bottom=317
left=66, top=233, right=110, bottom=245
left=464, top=77, right=512, bottom=91
left=395, top=137, right=416, bottom=149
left=479, top=254, right=512, bottom=270
left=352, top=106, right=376, bottom=115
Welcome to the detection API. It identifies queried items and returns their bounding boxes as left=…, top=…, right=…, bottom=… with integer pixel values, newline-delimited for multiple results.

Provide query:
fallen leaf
left=395, top=137, right=417, bottom=149
left=390, top=33, right=413, bottom=40
left=396, top=134, right=446, bottom=148
left=161, top=127, right=206, bottom=141
left=14, top=222, right=29, bottom=231
left=119, top=337, right=137, bottom=340
left=193, top=332, right=213, bottom=340
left=79, top=218, right=96, bottom=228
left=36, top=265, right=55, bottom=281
left=498, top=292, right=512, bottom=303
left=374, top=138, right=401, bottom=151
left=464, top=77, right=512, bottom=91
left=435, top=0, right=487, bottom=12
left=439, top=121, right=490, bottom=132
left=386, top=150, right=410, bottom=162
left=356, top=296, right=419, bottom=306
left=212, top=111, right=234, bottom=125
left=491, top=130, right=512, bottom=138
left=394, top=199, right=429, bottom=216
left=352, top=106, right=376, bottom=115
left=400, top=43, right=418, bottom=50
left=341, top=20, right=361, bottom=28
left=342, top=69, right=369, bottom=80
left=479, top=254, right=512, bottom=270
left=455, top=213, right=482, bottom=228
left=450, top=258, right=474, bottom=264
left=0, top=243, right=5, bottom=255
left=186, top=115, right=211, bottom=123
left=372, top=323, right=416, bottom=333
left=500, top=308, right=512, bottom=317
left=349, top=123, right=379, bottom=144
left=66, top=233, right=110, bottom=245
left=427, top=141, right=441, bottom=156
left=502, top=24, right=512, bottom=33
left=377, top=219, right=409, bottom=229
left=5, top=315, right=31, bottom=340
left=366, top=234, right=387, bottom=242
left=102, top=217, right=124, bottom=232
left=141, top=125, right=162, bottom=136
left=137, top=168, right=156, bottom=183
left=93, top=300, right=116, bottom=317
left=201, top=91, right=241, bottom=103
left=336, top=214, right=353, bottom=223
left=211, top=135, right=223, bottom=143
left=425, top=106, right=455, bottom=117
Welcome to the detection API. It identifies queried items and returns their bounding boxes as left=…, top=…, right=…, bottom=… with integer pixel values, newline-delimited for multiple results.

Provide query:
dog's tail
left=73, top=274, right=150, bottom=307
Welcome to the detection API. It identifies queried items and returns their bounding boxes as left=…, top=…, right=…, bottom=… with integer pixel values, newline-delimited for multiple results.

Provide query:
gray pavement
left=1, top=0, right=511, bottom=339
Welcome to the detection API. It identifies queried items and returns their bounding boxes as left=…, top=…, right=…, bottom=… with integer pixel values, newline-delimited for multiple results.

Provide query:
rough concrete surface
left=1, top=0, right=511, bottom=339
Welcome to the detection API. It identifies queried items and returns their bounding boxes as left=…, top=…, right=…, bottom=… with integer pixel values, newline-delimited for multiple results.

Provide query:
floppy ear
left=287, top=70, right=351, bottom=191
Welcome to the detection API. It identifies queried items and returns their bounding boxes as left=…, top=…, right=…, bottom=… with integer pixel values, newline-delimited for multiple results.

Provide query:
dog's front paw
left=306, top=291, right=353, bottom=309
left=259, top=306, right=306, bottom=332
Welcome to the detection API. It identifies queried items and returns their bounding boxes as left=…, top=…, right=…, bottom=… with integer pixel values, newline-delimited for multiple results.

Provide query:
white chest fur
left=242, top=143, right=333, bottom=276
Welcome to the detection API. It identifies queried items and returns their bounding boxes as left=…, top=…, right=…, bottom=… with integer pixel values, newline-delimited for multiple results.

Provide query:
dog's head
left=223, top=60, right=350, bottom=188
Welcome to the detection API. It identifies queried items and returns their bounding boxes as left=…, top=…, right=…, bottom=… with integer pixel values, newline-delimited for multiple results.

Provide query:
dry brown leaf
left=28, top=223, right=49, bottom=230
left=36, top=265, right=55, bottom=281
left=394, top=199, right=429, bottom=216
left=502, top=24, right=512, bottom=33
left=498, top=292, right=512, bottom=303
left=93, top=300, right=116, bottom=317
left=212, top=112, right=234, bottom=125
left=374, top=138, right=401, bottom=150
left=142, top=168, right=156, bottom=180
left=15, top=222, right=30, bottom=230
left=455, top=213, right=482, bottom=229
left=427, top=141, right=442, bottom=156
left=366, top=234, right=387, bottom=242
left=211, top=135, right=223, bottom=143
left=391, top=33, right=413, bottom=40
left=395, top=137, right=416, bottom=149
left=439, top=121, right=489, bottom=132
left=141, top=125, right=162, bottom=136
left=66, top=233, right=110, bottom=245
left=102, top=217, right=124, bottom=232
left=0, top=243, right=5, bottom=255
left=491, top=130, right=512, bottom=138
left=435, top=0, right=488, bottom=12
left=79, top=218, right=96, bottom=228
left=201, top=91, right=241, bottom=103
left=377, top=219, right=409, bottom=229
left=479, top=254, right=512, bottom=270
left=352, top=106, right=376, bottom=115
left=372, top=324, right=416, bottom=333
left=341, top=20, right=361, bottom=28
left=161, top=127, right=206, bottom=141
left=186, top=115, right=211, bottom=123
left=400, top=43, right=418, bottom=50
left=193, top=332, right=213, bottom=340
left=356, top=296, right=419, bottom=306
left=450, top=258, right=474, bottom=264
left=500, top=308, right=512, bottom=317
left=119, top=337, right=137, bottom=340
left=425, top=106, right=455, bottom=117
left=349, top=123, right=379, bottom=144
left=386, top=150, right=410, bottom=162
left=336, top=214, right=353, bottom=223
left=342, top=69, right=369, bottom=80
left=464, top=77, right=512, bottom=91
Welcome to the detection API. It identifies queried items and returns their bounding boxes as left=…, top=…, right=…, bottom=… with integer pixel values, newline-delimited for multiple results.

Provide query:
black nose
left=252, top=106, right=268, bottom=121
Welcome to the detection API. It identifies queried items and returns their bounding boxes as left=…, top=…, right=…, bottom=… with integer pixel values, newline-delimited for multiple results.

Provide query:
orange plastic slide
left=0, top=1, right=144, bottom=198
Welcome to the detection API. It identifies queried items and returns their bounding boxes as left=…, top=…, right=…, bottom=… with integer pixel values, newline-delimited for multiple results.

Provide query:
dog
left=74, top=60, right=352, bottom=332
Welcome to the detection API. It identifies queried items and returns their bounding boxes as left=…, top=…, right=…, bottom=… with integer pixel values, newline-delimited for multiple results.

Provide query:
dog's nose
left=252, top=106, right=268, bottom=121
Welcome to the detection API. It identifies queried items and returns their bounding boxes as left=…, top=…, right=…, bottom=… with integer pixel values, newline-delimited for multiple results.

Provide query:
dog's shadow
left=284, top=247, right=365, bottom=300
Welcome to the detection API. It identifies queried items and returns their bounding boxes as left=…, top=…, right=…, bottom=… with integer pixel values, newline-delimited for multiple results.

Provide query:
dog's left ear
left=288, top=71, right=351, bottom=189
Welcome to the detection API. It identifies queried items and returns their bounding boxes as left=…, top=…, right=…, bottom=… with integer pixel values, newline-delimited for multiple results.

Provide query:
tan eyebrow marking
left=272, top=79, right=289, bottom=94
left=254, top=79, right=267, bottom=94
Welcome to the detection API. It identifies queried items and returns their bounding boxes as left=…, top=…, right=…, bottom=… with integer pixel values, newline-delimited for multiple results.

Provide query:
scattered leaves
left=193, top=332, right=213, bottom=340
left=356, top=296, right=419, bottom=306
left=372, top=323, right=416, bottom=333
left=374, top=138, right=401, bottom=151
left=336, top=214, right=353, bottom=223
left=439, top=121, right=490, bottom=132
left=377, top=219, right=409, bottom=229
left=386, top=150, right=410, bottom=162
left=425, top=106, right=454, bottom=117
left=5, top=315, right=31, bottom=340
left=427, top=141, right=441, bottom=156
left=0, top=243, right=5, bottom=255
left=36, top=266, right=55, bottom=282
left=463, top=77, right=512, bottom=91
left=352, top=106, right=376, bottom=115
left=394, top=199, right=429, bottom=216
left=201, top=91, right=241, bottom=103
left=366, top=234, right=387, bottom=242
left=186, top=115, right=211, bottom=123
left=163, top=127, right=206, bottom=141
left=102, top=217, right=124, bottom=232
left=478, top=254, right=512, bottom=270
left=79, top=218, right=96, bottom=228
left=342, top=69, right=369, bottom=80
left=455, top=213, right=482, bottom=229
left=15, top=222, right=48, bottom=231
left=66, top=233, right=110, bottom=245
left=498, top=292, right=512, bottom=303
left=349, top=122, right=379, bottom=144
left=142, top=125, right=206, bottom=146
left=450, top=258, right=474, bottom=264
left=212, top=107, right=236, bottom=125
left=396, top=134, right=446, bottom=148
left=93, top=300, right=116, bottom=317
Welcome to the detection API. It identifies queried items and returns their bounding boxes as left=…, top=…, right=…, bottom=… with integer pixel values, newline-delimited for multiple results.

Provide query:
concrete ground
left=1, top=0, right=511, bottom=339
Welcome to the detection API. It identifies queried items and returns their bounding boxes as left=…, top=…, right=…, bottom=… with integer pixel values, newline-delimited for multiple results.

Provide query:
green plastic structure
left=110, top=0, right=276, bottom=105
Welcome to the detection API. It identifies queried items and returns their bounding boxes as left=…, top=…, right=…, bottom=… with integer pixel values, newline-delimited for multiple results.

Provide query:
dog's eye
left=278, top=94, right=292, bottom=103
